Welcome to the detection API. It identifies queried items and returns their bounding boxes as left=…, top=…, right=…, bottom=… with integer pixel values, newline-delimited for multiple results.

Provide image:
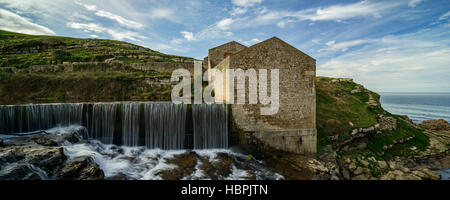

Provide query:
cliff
left=0, top=30, right=194, bottom=104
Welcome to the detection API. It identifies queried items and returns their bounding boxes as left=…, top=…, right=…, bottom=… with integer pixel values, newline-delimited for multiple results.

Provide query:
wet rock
left=33, top=137, right=58, bottom=146
left=0, top=163, right=42, bottom=180
left=158, top=152, right=198, bottom=180
left=56, top=156, right=104, bottom=180
left=0, top=139, right=3, bottom=147
left=0, top=146, right=66, bottom=174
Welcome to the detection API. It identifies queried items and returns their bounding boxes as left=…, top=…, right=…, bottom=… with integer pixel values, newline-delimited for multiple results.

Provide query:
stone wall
left=212, top=37, right=317, bottom=155
left=130, top=62, right=194, bottom=74
left=208, top=41, right=247, bottom=68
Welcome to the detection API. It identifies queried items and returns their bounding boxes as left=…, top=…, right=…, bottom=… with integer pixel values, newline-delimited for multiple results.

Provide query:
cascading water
left=0, top=102, right=228, bottom=149
left=193, top=104, right=228, bottom=149
left=0, top=104, right=83, bottom=134
left=89, top=103, right=117, bottom=144
left=144, top=103, right=186, bottom=150
left=122, top=102, right=141, bottom=146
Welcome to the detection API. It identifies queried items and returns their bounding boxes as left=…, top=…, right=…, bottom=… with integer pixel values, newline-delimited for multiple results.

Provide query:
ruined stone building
left=204, top=37, right=317, bottom=155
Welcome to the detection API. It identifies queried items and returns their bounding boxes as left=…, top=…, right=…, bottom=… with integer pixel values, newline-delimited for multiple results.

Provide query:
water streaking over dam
left=0, top=102, right=228, bottom=149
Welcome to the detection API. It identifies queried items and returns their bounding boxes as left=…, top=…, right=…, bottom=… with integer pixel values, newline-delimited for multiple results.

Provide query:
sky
left=0, top=0, right=449, bottom=92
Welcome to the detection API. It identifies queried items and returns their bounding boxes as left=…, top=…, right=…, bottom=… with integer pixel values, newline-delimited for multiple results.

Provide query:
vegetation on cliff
left=0, top=30, right=191, bottom=104
left=316, top=77, right=430, bottom=159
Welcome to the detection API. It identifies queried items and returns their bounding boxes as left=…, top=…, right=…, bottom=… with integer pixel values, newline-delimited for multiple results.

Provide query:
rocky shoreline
left=0, top=119, right=449, bottom=180
left=0, top=127, right=104, bottom=180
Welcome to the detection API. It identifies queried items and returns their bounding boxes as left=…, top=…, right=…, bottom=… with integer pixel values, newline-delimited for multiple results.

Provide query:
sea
left=380, top=92, right=450, bottom=124
left=380, top=92, right=450, bottom=180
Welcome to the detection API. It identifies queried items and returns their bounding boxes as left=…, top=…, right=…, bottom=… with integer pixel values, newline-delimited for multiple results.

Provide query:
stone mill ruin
left=0, top=37, right=316, bottom=155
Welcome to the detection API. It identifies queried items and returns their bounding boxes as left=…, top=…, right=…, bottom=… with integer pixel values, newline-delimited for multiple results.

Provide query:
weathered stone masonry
left=204, top=37, right=317, bottom=155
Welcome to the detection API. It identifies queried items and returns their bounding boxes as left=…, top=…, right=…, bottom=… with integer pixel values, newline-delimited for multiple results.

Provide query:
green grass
left=316, top=76, right=430, bottom=158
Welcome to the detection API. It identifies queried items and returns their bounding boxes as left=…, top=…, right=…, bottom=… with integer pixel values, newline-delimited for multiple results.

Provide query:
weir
left=0, top=102, right=228, bottom=149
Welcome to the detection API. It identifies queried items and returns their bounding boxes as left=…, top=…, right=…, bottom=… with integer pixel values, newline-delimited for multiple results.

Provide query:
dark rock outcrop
left=56, top=156, right=104, bottom=180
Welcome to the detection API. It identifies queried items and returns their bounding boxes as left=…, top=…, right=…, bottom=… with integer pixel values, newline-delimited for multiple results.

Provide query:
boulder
left=378, top=161, right=388, bottom=169
left=56, top=156, right=104, bottom=180
left=33, top=137, right=58, bottom=146
left=378, top=115, right=397, bottom=131
left=352, top=174, right=368, bottom=180
left=0, top=163, right=42, bottom=180
left=420, top=119, right=450, bottom=132
left=421, top=168, right=441, bottom=180
left=360, top=160, right=370, bottom=167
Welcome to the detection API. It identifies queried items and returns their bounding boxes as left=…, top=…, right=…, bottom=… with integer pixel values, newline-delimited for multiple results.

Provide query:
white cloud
left=318, top=27, right=450, bottom=92
left=230, top=7, right=248, bottom=16
left=0, top=8, right=55, bottom=35
left=325, top=39, right=371, bottom=51
left=150, top=8, right=175, bottom=20
left=305, top=1, right=399, bottom=21
left=90, top=34, right=99, bottom=38
left=241, top=38, right=261, bottom=45
left=181, top=31, right=196, bottom=41
left=232, top=0, right=263, bottom=7
left=215, top=1, right=401, bottom=31
left=67, top=22, right=145, bottom=42
left=277, top=19, right=295, bottom=28
left=217, top=18, right=234, bottom=30
left=439, top=11, right=450, bottom=20
left=408, top=0, right=424, bottom=8
left=78, top=3, right=143, bottom=29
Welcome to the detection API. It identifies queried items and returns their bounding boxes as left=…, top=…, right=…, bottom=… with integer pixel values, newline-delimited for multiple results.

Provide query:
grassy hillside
left=316, top=77, right=429, bottom=160
left=0, top=30, right=193, bottom=104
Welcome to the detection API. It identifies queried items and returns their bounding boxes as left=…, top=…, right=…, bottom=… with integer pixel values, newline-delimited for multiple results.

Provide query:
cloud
left=214, top=1, right=402, bottom=31
left=230, top=7, right=248, bottom=16
left=67, top=22, right=145, bottom=42
left=150, top=8, right=175, bottom=20
left=78, top=2, right=143, bottom=29
left=232, top=0, right=263, bottom=7
left=318, top=26, right=450, bottom=92
left=305, top=0, right=399, bottom=21
left=440, top=11, right=450, bottom=20
left=277, top=19, right=295, bottom=28
left=217, top=18, right=234, bottom=30
left=408, top=0, right=424, bottom=8
left=181, top=31, right=196, bottom=41
left=241, top=38, right=261, bottom=45
left=325, top=39, right=372, bottom=51
left=0, top=8, right=55, bottom=35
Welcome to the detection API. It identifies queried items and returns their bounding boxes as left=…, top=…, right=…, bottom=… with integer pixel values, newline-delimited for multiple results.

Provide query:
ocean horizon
left=380, top=92, right=450, bottom=124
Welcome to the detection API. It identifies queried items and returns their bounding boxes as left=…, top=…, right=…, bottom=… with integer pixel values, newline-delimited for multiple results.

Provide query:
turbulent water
left=63, top=140, right=282, bottom=180
left=0, top=102, right=229, bottom=150
left=380, top=93, right=450, bottom=123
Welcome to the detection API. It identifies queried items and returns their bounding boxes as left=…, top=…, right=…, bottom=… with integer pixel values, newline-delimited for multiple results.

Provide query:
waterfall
left=193, top=104, right=228, bottom=149
left=144, top=103, right=186, bottom=149
left=90, top=103, right=117, bottom=144
left=122, top=102, right=141, bottom=146
left=0, top=104, right=83, bottom=134
left=0, top=102, right=228, bottom=149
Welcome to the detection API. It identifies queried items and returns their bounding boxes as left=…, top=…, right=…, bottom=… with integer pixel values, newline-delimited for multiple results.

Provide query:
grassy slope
left=0, top=30, right=188, bottom=104
left=316, top=77, right=429, bottom=160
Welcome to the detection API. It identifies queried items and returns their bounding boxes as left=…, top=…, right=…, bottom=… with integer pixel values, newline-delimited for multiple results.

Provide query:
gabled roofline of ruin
left=208, top=41, right=247, bottom=52
left=228, top=37, right=316, bottom=62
